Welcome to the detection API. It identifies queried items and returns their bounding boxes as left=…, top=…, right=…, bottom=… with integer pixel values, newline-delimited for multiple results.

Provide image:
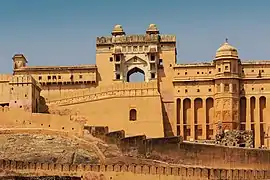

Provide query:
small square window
left=151, top=55, right=155, bottom=61
left=58, top=76, right=61, bottom=79
left=151, top=73, right=155, bottom=79
left=79, top=75, right=83, bottom=79
left=116, top=74, right=120, bottom=80
left=218, top=68, right=221, bottom=72
left=197, top=72, right=199, bottom=74
left=185, top=72, right=187, bottom=75
left=262, top=70, right=264, bottom=73
left=109, top=57, right=113, bottom=62
left=261, top=87, right=264, bottom=91
left=38, top=76, right=42, bottom=80
left=252, top=88, right=254, bottom=91
left=197, top=89, right=200, bottom=92
left=48, top=76, right=51, bottom=80
left=159, top=59, right=163, bottom=66
left=209, top=71, right=211, bottom=74
left=185, top=89, right=188, bottom=93
left=225, top=66, right=229, bottom=70
left=251, top=69, right=254, bottom=72
left=208, top=88, right=212, bottom=92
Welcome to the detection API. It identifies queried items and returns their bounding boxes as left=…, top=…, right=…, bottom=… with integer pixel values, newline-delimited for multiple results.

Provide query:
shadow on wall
left=39, top=96, right=49, bottom=113
left=161, top=102, right=173, bottom=137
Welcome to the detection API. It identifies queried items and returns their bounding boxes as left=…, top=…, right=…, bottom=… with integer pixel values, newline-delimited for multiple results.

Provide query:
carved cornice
left=96, top=34, right=176, bottom=45
left=14, top=65, right=97, bottom=72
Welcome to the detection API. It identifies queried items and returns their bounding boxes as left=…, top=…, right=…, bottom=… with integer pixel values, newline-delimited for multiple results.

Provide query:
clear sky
left=1, top=0, right=270, bottom=73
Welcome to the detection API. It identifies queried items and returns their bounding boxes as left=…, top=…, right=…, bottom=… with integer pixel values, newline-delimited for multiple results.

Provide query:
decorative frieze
left=96, top=34, right=176, bottom=45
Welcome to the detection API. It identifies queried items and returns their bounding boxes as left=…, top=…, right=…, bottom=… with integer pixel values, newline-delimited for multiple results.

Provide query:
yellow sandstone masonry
left=0, top=24, right=270, bottom=148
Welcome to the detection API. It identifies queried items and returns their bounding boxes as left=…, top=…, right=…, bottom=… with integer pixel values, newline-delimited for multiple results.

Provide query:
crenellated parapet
left=0, top=159, right=269, bottom=179
left=9, top=74, right=41, bottom=90
left=0, top=74, right=12, bottom=82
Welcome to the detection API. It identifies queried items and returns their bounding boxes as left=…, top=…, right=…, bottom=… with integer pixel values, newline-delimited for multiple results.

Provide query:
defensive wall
left=85, top=126, right=270, bottom=170
left=46, top=81, right=159, bottom=106
left=0, top=159, right=269, bottom=180
left=47, top=81, right=165, bottom=138
left=0, top=108, right=84, bottom=137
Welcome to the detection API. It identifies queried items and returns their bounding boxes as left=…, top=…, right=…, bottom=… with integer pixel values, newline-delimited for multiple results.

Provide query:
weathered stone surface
left=0, top=134, right=101, bottom=164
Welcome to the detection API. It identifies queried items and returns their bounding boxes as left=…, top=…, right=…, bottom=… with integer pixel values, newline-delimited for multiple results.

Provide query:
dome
left=111, top=24, right=125, bottom=36
left=215, top=40, right=238, bottom=60
left=146, top=23, right=159, bottom=34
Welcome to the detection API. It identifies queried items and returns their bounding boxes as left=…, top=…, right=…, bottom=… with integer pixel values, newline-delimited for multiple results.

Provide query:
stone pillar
left=180, top=99, right=184, bottom=137
left=255, top=96, right=261, bottom=148
left=190, top=98, right=195, bottom=141
left=246, top=97, right=251, bottom=130
left=202, top=98, right=207, bottom=139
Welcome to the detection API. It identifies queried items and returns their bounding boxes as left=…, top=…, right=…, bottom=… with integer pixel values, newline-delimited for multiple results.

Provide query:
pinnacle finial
left=225, top=38, right=228, bottom=43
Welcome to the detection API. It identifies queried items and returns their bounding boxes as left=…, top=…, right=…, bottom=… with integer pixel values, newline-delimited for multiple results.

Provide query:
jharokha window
left=129, top=109, right=137, bottom=121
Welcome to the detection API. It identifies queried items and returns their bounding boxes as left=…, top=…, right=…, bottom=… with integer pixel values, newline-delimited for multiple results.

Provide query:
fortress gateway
left=0, top=24, right=269, bottom=149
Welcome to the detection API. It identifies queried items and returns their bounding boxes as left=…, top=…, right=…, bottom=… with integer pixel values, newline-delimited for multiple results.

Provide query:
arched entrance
left=127, top=67, right=145, bottom=82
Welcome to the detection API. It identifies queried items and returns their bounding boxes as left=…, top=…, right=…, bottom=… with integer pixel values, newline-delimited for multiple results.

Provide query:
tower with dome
left=0, top=24, right=269, bottom=149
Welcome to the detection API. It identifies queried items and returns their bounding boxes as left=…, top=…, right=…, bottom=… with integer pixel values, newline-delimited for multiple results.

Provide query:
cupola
left=146, top=24, right=159, bottom=35
left=111, top=24, right=125, bottom=36
left=215, top=39, right=238, bottom=60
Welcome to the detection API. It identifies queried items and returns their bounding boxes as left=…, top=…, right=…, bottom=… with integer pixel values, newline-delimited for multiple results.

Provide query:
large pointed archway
left=127, top=67, right=145, bottom=82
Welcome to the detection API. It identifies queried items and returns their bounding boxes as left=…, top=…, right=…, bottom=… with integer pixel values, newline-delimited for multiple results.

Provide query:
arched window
left=129, top=109, right=137, bottom=121
left=127, top=67, right=145, bottom=82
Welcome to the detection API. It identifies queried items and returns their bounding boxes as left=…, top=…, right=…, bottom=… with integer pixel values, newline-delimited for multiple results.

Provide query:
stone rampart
left=0, top=159, right=269, bottom=179
left=46, top=81, right=159, bottom=106
left=0, top=109, right=84, bottom=137
left=115, top=135, right=270, bottom=170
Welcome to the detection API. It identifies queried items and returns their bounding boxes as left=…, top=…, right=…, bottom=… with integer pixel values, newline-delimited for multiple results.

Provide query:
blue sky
left=0, top=0, right=270, bottom=73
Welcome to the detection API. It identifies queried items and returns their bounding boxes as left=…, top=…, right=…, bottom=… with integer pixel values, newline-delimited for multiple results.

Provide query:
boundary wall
left=0, top=159, right=269, bottom=180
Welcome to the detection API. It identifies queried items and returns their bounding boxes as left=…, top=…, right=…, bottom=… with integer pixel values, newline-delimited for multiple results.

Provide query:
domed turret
left=146, top=24, right=159, bottom=35
left=111, top=24, right=125, bottom=36
left=215, top=39, right=238, bottom=60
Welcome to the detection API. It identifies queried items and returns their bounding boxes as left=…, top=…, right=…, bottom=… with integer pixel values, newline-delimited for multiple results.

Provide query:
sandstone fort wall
left=0, top=159, right=269, bottom=179
left=0, top=109, right=84, bottom=136
left=46, top=82, right=165, bottom=138
left=113, top=135, right=270, bottom=170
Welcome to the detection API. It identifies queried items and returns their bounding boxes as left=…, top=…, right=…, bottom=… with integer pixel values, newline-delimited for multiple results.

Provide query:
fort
left=0, top=24, right=270, bottom=179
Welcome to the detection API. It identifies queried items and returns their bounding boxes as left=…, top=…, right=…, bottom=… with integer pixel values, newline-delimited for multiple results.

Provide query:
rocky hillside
left=0, top=133, right=120, bottom=164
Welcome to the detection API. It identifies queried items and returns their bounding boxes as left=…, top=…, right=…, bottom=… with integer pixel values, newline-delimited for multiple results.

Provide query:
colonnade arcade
left=175, top=96, right=269, bottom=148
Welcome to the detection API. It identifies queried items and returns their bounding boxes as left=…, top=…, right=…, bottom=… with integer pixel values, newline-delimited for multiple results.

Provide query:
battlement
left=96, top=34, right=176, bottom=45
left=9, top=74, right=41, bottom=90
left=0, top=74, right=12, bottom=82
left=242, top=60, right=270, bottom=65
left=0, top=159, right=269, bottom=179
